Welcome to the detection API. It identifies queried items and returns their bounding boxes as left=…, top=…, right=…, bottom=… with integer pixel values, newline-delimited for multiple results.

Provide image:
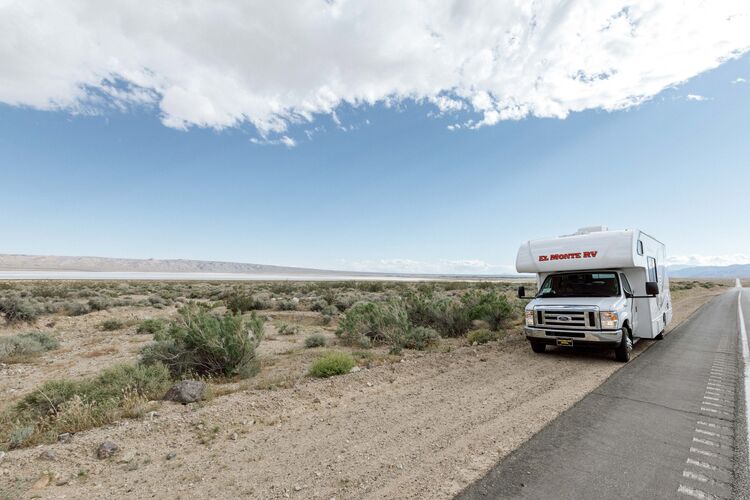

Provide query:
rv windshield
left=537, top=272, right=620, bottom=298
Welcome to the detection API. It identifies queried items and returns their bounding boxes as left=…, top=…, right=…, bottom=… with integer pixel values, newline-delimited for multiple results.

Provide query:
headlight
left=600, top=311, right=619, bottom=329
left=525, top=310, right=535, bottom=326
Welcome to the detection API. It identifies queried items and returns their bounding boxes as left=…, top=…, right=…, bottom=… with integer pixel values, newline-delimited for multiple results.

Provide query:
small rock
left=57, top=432, right=72, bottom=443
left=312, top=397, right=321, bottom=403
left=292, top=297, right=300, bottom=304
left=163, top=380, right=206, bottom=404
left=293, top=485, right=302, bottom=491
left=230, top=432, right=238, bottom=441
left=350, top=366, right=361, bottom=373
left=166, top=452, right=176, bottom=460
left=366, top=382, right=373, bottom=387
left=38, top=449, right=57, bottom=461
left=0, top=451, right=5, bottom=463
left=117, top=451, right=136, bottom=464
left=31, top=474, right=50, bottom=489
left=147, top=411, right=160, bottom=419
left=265, top=316, right=274, bottom=321
left=56, top=477, right=70, bottom=486
left=96, top=441, right=119, bottom=459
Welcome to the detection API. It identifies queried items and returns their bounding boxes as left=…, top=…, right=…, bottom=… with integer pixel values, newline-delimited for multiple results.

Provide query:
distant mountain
left=0, top=253, right=348, bottom=275
left=669, top=263, right=750, bottom=278
left=0, top=253, right=520, bottom=280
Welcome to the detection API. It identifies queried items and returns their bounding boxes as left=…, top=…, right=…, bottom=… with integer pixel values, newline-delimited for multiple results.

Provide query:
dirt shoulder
left=0, top=284, right=727, bottom=499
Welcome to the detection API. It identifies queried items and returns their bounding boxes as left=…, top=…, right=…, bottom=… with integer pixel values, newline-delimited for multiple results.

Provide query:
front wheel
left=530, top=341, right=546, bottom=353
left=614, top=327, right=633, bottom=362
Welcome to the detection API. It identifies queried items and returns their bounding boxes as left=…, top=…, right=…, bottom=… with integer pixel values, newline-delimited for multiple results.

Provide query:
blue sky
left=1, top=1, right=749, bottom=274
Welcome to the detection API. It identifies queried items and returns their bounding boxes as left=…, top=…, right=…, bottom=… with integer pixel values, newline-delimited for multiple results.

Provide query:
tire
left=530, top=341, right=546, bottom=354
left=615, top=327, right=633, bottom=362
left=654, top=332, right=664, bottom=340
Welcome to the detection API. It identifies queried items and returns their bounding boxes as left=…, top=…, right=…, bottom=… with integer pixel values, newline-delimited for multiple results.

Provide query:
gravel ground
left=0, top=285, right=725, bottom=499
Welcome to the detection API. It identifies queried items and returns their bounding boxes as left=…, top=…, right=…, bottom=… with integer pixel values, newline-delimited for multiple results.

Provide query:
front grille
left=535, top=308, right=598, bottom=329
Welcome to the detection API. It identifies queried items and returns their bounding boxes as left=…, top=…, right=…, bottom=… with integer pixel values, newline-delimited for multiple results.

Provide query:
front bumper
left=525, top=326, right=623, bottom=348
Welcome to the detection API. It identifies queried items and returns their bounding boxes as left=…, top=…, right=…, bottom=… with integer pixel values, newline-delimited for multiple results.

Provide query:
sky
left=1, top=0, right=750, bottom=274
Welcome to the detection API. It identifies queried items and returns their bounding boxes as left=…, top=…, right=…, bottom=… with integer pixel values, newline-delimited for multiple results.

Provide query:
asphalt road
left=458, top=287, right=750, bottom=500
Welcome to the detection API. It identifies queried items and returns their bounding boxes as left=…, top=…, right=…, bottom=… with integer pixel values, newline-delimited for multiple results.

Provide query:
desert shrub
left=399, top=326, right=440, bottom=351
left=140, top=306, right=263, bottom=379
left=462, top=290, right=515, bottom=330
left=0, top=332, right=59, bottom=363
left=467, top=329, right=497, bottom=345
left=321, top=304, right=339, bottom=317
left=334, top=293, right=357, bottom=312
left=148, top=295, right=169, bottom=308
left=404, top=291, right=471, bottom=337
left=0, top=298, right=39, bottom=324
left=136, top=318, right=166, bottom=335
left=87, top=297, right=111, bottom=312
left=309, top=352, right=355, bottom=378
left=63, top=301, right=90, bottom=316
left=1, top=363, right=171, bottom=449
left=310, top=299, right=328, bottom=312
left=277, top=322, right=299, bottom=335
left=276, top=300, right=297, bottom=311
left=100, top=319, right=124, bottom=331
left=304, top=334, right=326, bottom=348
left=336, top=301, right=409, bottom=348
left=225, top=292, right=267, bottom=313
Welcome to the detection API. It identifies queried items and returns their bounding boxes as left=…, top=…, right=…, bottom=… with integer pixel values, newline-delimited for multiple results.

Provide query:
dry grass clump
left=0, top=332, right=59, bottom=363
left=0, top=363, right=171, bottom=449
left=309, top=352, right=355, bottom=378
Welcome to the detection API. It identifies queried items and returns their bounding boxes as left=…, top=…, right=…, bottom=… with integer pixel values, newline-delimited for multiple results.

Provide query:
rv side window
left=647, top=257, right=658, bottom=282
left=637, top=240, right=644, bottom=255
left=620, top=274, right=633, bottom=295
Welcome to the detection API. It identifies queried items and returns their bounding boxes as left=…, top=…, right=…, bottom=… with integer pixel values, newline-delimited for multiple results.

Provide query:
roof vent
left=575, top=226, right=608, bottom=235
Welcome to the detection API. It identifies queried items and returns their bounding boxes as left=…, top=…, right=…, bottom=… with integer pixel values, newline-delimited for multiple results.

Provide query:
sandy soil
left=0, top=284, right=727, bottom=499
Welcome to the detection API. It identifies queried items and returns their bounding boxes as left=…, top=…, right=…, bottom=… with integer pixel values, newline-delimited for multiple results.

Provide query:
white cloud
left=686, top=94, right=708, bottom=101
left=732, top=77, right=747, bottom=84
left=1, top=1, right=750, bottom=140
left=666, top=254, right=750, bottom=267
left=341, top=259, right=516, bottom=275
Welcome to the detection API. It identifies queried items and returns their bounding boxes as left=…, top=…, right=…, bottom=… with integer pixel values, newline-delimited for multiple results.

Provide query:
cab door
left=620, top=273, right=637, bottom=333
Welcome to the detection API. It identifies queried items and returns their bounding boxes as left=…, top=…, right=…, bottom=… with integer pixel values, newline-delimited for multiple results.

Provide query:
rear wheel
left=615, top=327, right=633, bottom=362
left=654, top=332, right=664, bottom=340
left=530, top=341, right=546, bottom=353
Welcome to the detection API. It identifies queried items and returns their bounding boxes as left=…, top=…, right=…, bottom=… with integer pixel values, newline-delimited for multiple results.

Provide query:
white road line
left=697, top=421, right=732, bottom=431
left=738, top=279, right=750, bottom=476
left=683, top=470, right=710, bottom=483
left=686, top=458, right=717, bottom=471
left=677, top=484, right=716, bottom=499
left=693, top=437, right=719, bottom=447
left=695, top=428, right=722, bottom=438
left=690, top=447, right=718, bottom=457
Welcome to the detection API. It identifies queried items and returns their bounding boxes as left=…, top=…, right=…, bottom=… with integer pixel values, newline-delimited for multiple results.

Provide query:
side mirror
left=517, top=286, right=526, bottom=298
left=624, top=290, right=633, bottom=299
left=645, top=281, right=659, bottom=296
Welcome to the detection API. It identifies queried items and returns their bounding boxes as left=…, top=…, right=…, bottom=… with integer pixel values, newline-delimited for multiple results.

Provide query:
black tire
left=615, top=327, right=633, bottom=362
left=654, top=332, right=664, bottom=340
left=530, top=341, right=546, bottom=354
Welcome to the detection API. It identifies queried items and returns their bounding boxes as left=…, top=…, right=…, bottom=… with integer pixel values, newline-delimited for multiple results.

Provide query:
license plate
left=556, top=338, right=574, bottom=347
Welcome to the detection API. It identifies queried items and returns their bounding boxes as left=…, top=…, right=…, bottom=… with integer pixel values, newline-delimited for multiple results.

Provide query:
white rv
left=515, top=227, right=672, bottom=362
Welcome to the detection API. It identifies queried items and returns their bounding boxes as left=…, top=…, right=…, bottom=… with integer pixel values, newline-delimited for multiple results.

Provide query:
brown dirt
left=0, top=283, right=727, bottom=499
